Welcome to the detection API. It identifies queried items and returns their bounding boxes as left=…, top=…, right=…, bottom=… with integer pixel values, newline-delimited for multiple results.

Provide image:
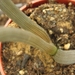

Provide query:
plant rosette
left=1, top=0, right=75, bottom=75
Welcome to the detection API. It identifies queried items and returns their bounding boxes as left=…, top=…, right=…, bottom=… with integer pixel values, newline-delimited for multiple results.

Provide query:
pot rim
left=0, top=0, right=48, bottom=75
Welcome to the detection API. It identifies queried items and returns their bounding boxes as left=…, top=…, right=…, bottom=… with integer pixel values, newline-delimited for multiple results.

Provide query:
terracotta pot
left=1, top=0, right=75, bottom=75
left=0, top=0, right=48, bottom=75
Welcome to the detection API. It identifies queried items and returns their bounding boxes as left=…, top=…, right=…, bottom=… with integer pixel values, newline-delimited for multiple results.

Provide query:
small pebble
left=63, top=9, right=67, bottom=12
left=16, top=50, right=23, bottom=56
left=64, top=43, right=70, bottom=50
left=60, top=28, right=63, bottom=33
left=50, top=17, right=55, bottom=21
left=54, top=7, right=58, bottom=10
left=50, top=64, right=54, bottom=68
left=12, top=56, right=15, bottom=59
left=60, top=15, right=63, bottom=17
left=49, top=30, right=53, bottom=34
left=19, top=70, right=25, bottom=75
left=42, top=9, right=46, bottom=14
left=68, top=2, right=72, bottom=6
left=71, top=73, right=74, bottom=75
left=49, top=8, right=54, bottom=11
left=63, top=34, right=69, bottom=38
left=7, top=66, right=10, bottom=69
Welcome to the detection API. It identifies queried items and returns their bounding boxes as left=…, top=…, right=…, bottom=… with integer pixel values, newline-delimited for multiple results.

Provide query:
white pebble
left=54, top=7, right=58, bottom=10
left=63, top=9, right=67, bottom=12
left=64, top=43, right=70, bottom=50
left=16, top=50, right=23, bottom=56
left=60, top=28, right=63, bottom=33
left=19, top=70, right=25, bottom=75
left=68, top=2, right=72, bottom=6
left=49, top=30, right=53, bottom=34
left=50, top=17, right=55, bottom=21
left=42, top=9, right=46, bottom=13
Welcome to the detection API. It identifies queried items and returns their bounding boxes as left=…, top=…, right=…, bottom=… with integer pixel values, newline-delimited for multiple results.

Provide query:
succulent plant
left=0, top=0, right=75, bottom=65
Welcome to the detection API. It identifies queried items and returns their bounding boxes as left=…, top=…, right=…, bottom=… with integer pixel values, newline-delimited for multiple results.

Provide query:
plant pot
left=1, top=0, right=75, bottom=75
left=0, top=0, right=48, bottom=75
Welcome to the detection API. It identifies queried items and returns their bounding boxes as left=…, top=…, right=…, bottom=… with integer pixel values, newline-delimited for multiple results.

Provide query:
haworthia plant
left=0, top=0, right=57, bottom=55
left=0, top=0, right=75, bottom=64
left=0, top=27, right=75, bottom=65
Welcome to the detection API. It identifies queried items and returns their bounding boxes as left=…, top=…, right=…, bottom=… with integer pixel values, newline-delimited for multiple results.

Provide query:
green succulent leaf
left=0, top=27, right=57, bottom=56
left=0, top=0, right=51, bottom=43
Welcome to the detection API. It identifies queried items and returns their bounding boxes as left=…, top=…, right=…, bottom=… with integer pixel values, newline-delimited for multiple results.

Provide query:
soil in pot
left=2, top=1, right=75, bottom=75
